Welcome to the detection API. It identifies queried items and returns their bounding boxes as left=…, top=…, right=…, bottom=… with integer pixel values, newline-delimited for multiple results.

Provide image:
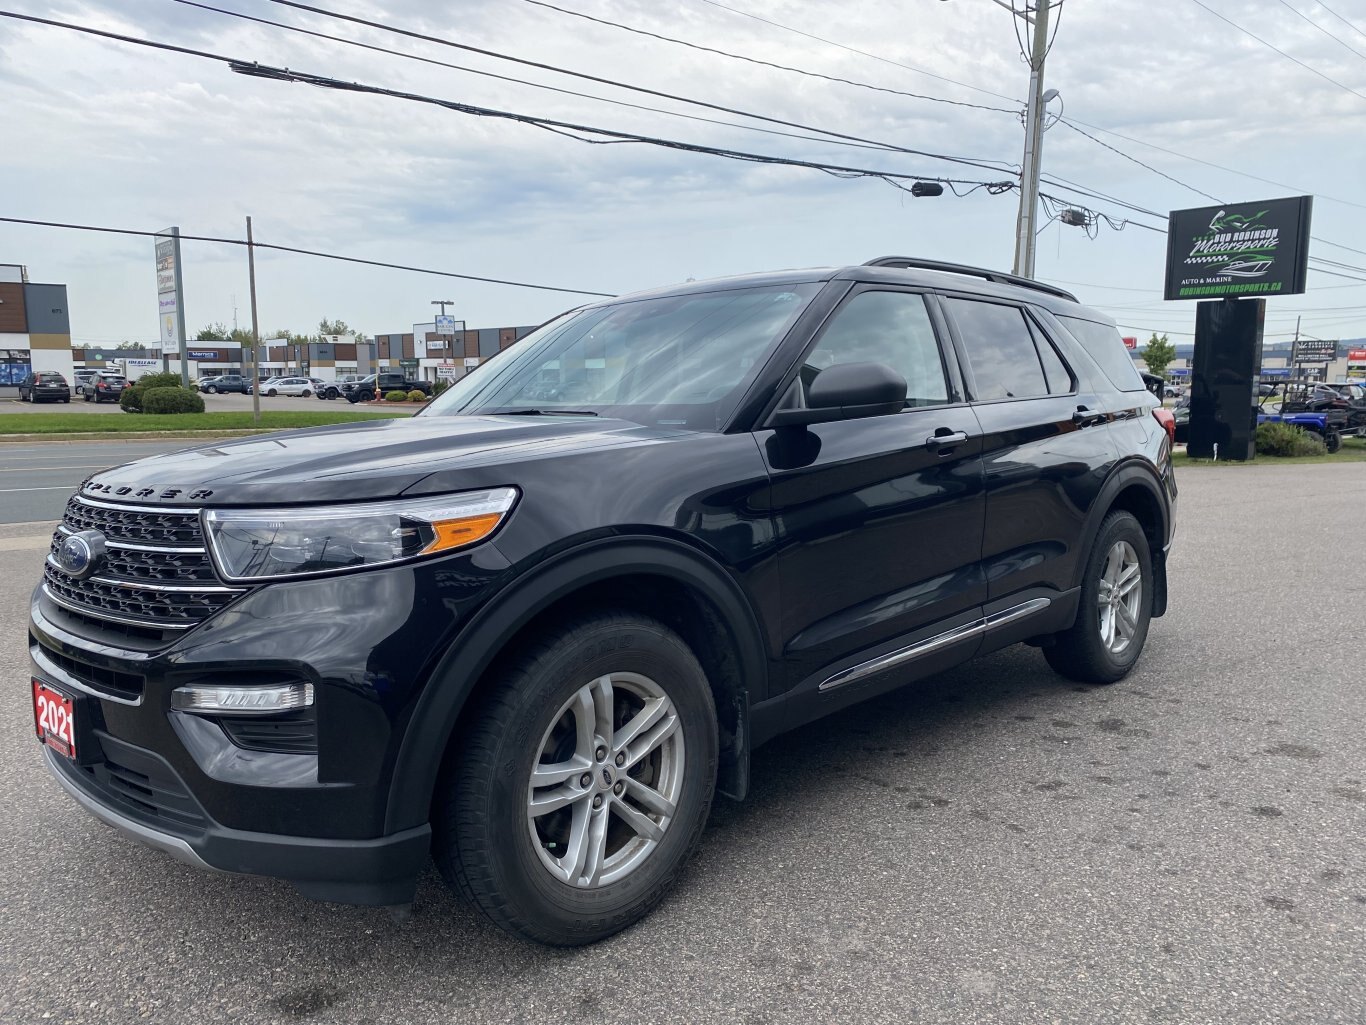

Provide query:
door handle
left=925, top=429, right=969, bottom=450
left=1072, top=406, right=1106, bottom=427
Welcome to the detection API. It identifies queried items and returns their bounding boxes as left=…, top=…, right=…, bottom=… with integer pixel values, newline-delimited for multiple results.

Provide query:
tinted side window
left=1057, top=315, right=1146, bottom=393
left=804, top=291, right=948, bottom=407
left=1028, top=322, right=1075, bottom=395
left=944, top=298, right=1048, bottom=401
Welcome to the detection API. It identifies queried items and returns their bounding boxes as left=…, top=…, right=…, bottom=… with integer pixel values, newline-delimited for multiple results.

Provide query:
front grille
left=32, top=638, right=143, bottom=701
left=43, top=496, right=245, bottom=634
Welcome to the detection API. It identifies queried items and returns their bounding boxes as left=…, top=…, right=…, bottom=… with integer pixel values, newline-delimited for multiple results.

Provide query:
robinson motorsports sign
left=1164, top=196, right=1312, bottom=301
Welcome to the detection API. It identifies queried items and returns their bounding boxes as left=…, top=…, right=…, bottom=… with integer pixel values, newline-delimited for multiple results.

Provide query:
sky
left=2, top=0, right=1366, bottom=347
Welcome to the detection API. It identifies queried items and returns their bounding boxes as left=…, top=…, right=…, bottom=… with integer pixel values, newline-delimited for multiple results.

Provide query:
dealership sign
left=1292, top=338, right=1337, bottom=363
left=1164, top=196, right=1313, bottom=301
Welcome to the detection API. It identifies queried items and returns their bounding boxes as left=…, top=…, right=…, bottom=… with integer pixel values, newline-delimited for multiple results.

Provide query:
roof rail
left=862, top=256, right=1079, bottom=303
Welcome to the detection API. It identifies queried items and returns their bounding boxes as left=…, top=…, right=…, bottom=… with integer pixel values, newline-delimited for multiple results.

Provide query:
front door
left=757, top=287, right=988, bottom=697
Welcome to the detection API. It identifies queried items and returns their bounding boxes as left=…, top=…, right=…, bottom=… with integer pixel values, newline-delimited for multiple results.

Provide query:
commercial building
left=373, top=322, right=538, bottom=382
left=0, top=264, right=73, bottom=391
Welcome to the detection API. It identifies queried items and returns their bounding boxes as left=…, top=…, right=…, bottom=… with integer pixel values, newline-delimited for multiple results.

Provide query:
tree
left=195, top=323, right=230, bottom=341
left=318, top=318, right=355, bottom=337
left=1142, top=333, right=1176, bottom=378
left=115, top=341, right=145, bottom=350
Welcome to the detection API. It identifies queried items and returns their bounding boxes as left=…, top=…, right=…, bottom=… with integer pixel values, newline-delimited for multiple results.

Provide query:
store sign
left=399, top=358, right=419, bottom=370
left=154, top=228, right=188, bottom=350
left=1347, top=348, right=1366, bottom=379
left=436, top=361, right=459, bottom=380
left=463, top=357, right=480, bottom=368
left=1164, top=196, right=1313, bottom=301
left=1121, top=336, right=1137, bottom=350
left=1292, top=338, right=1337, bottom=363
left=426, top=338, right=449, bottom=352
left=187, top=350, right=217, bottom=360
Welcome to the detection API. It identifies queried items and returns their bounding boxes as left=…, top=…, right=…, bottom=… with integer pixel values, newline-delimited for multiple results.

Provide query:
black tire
left=434, top=611, right=718, bottom=946
left=301, top=388, right=311, bottom=398
left=1324, top=430, right=1342, bottom=454
left=1044, top=510, right=1153, bottom=684
left=267, top=388, right=278, bottom=397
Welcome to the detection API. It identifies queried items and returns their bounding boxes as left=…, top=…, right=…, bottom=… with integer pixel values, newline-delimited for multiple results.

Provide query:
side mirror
left=769, top=362, right=907, bottom=428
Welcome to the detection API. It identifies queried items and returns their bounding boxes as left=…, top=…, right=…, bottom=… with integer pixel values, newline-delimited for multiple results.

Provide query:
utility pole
left=1011, top=0, right=1053, bottom=279
left=246, top=217, right=262, bottom=426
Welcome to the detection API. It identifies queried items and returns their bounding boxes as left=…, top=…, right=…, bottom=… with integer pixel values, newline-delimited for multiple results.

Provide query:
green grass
left=1174, top=438, right=1366, bottom=466
left=0, top=409, right=411, bottom=435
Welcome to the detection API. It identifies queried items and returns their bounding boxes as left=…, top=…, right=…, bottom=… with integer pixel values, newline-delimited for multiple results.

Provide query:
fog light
left=171, top=682, right=314, bottom=715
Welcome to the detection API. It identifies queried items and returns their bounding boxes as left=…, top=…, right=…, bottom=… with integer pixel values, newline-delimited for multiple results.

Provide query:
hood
left=78, top=414, right=691, bottom=507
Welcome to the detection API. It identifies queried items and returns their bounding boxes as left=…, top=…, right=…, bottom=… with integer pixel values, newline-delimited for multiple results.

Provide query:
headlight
left=202, top=487, right=518, bottom=582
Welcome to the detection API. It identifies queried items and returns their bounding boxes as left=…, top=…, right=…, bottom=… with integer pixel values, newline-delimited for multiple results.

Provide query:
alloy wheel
left=1097, top=540, right=1143, bottom=655
left=527, top=672, right=684, bottom=888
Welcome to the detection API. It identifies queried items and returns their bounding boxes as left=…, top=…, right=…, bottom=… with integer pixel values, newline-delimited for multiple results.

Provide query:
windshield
left=423, top=282, right=823, bottom=430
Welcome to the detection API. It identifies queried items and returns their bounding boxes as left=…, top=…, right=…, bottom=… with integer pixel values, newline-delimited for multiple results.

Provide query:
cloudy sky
left=3, top=0, right=1365, bottom=346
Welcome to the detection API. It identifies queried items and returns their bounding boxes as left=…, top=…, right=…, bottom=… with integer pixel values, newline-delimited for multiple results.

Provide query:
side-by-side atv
left=1257, top=380, right=1364, bottom=453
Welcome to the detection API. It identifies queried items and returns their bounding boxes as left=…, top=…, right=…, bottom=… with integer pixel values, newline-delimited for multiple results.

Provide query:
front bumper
left=43, top=741, right=431, bottom=906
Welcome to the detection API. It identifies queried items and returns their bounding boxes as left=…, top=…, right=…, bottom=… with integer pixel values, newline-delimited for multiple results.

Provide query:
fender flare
left=383, top=536, right=768, bottom=832
left=1074, top=458, right=1172, bottom=609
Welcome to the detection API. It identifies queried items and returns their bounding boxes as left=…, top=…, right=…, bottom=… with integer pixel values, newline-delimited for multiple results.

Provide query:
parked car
left=29, top=256, right=1175, bottom=946
left=316, top=375, right=365, bottom=400
left=198, top=374, right=253, bottom=395
left=73, top=370, right=99, bottom=397
left=18, top=372, right=71, bottom=403
left=345, top=372, right=433, bottom=403
left=81, top=372, right=125, bottom=403
left=260, top=376, right=320, bottom=397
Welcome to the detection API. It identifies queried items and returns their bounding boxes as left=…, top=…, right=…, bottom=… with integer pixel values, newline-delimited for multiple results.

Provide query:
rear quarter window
left=1058, top=316, right=1147, bottom=393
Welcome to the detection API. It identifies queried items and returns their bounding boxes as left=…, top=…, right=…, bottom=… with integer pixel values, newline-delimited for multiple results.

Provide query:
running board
left=817, top=598, right=1052, bottom=693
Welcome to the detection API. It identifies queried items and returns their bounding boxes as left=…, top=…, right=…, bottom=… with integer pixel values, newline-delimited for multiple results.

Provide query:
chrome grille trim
left=41, top=583, right=195, bottom=632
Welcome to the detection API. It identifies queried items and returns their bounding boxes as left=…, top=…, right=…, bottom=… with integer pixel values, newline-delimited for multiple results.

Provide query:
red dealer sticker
left=32, top=680, right=77, bottom=760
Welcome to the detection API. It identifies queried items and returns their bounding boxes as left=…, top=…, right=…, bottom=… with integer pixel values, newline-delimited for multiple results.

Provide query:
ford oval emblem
left=56, top=530, right=106, bottom=580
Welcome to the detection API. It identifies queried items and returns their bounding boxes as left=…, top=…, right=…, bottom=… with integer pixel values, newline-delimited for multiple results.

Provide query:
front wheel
left=435, top=612, right=717, bottom=946
left=1045, top=511, right=1153, bottom=684
left=1324, top=430, right=1342, bottom=454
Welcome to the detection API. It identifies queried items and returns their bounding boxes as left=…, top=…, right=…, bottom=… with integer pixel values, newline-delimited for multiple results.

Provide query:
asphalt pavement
left=0, top=440, right=199, bottom=523
left=1, top=463, right=1363, bottom=1024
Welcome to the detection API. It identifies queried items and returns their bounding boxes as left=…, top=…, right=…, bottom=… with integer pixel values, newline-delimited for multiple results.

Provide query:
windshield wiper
left=493, top=408, right=599, bottom=417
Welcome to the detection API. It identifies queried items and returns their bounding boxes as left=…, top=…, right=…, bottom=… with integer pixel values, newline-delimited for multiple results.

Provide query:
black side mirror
left=769, top=362, right=908, bottom=428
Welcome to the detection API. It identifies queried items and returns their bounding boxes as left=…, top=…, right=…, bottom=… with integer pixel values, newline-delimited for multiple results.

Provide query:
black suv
left=29, top=258, right=1175, bottom=945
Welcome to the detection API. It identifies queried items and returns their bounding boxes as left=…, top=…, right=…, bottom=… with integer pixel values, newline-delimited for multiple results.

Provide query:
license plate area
left=32, top=679, right=96, bottom=764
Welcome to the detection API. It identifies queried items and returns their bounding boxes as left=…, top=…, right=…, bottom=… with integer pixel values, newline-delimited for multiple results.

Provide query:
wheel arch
left=383, top=537, right=768, bottom=833
left=1077, top=459, right=1171, bottom=618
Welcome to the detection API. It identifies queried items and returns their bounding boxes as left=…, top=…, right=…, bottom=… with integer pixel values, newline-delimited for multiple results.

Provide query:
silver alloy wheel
left=527, top=672, right=684, bottom=888
left=1097, top=539, right=1143, bottom=655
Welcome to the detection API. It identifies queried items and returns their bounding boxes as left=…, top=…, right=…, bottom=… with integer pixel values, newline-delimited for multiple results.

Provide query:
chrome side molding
left=817, top=597, right=1052, bottom=693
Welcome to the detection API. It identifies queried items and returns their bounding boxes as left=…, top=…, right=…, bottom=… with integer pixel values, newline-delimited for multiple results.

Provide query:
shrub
left=432, top=378, right=451, bottom=397
left=407, top=389, right=427, bottom=403
left=120, top=371, right=183, bottom=413
left=1255, top=421, right=1326, bottom=457
left=384, top=389, right=409, bottom=402
left=140, top=386, right=206, bottom=415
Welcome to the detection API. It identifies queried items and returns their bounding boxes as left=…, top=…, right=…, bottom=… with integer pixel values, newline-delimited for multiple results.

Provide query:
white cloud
left=2, top=0, right=1364, bottom=344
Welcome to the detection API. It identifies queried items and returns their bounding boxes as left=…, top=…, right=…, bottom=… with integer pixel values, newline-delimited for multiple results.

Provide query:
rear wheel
left=301, top=388, right=312, bottom=398
left=1045, top=511, right=1153, bottom=684
left=435, top=611, right=717, bottom=946
left=267, top=388, right=278, bottom=397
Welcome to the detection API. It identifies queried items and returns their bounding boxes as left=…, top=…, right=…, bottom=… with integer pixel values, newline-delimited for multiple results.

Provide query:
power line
left=259, top=0, right=1017, bottom=175
left=0, top=10, right=1016, bottom=198
left=514, top=0, right=1018, bottom=116
left=688, top=0, right=1021, bottom=104
left=1058, top=120, right=1222, bottom=203
left=167, top=0, right=957, bottom=158
left=1313, top=0, right=1366, bottom=45
left=1270, top=0, right=1366, bottom=64
left=0, top=216, right=616, bottom=296
left=1188, top=0, right=1366, bottom=103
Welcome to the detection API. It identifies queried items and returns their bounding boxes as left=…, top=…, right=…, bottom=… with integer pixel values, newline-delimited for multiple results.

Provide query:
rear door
left=939, top=295, right=1117, bottom=610
left=758, top=286, right=987, bottom=697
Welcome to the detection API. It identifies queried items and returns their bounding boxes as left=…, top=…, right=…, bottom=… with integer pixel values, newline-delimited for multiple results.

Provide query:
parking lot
left=1, top=457, right=1363, bottom=1024
left=1, top=390, right=371, bottom=416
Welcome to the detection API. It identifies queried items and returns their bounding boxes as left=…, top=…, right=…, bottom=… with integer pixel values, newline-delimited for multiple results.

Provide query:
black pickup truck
left=344, top=373, right=432, bottom=403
